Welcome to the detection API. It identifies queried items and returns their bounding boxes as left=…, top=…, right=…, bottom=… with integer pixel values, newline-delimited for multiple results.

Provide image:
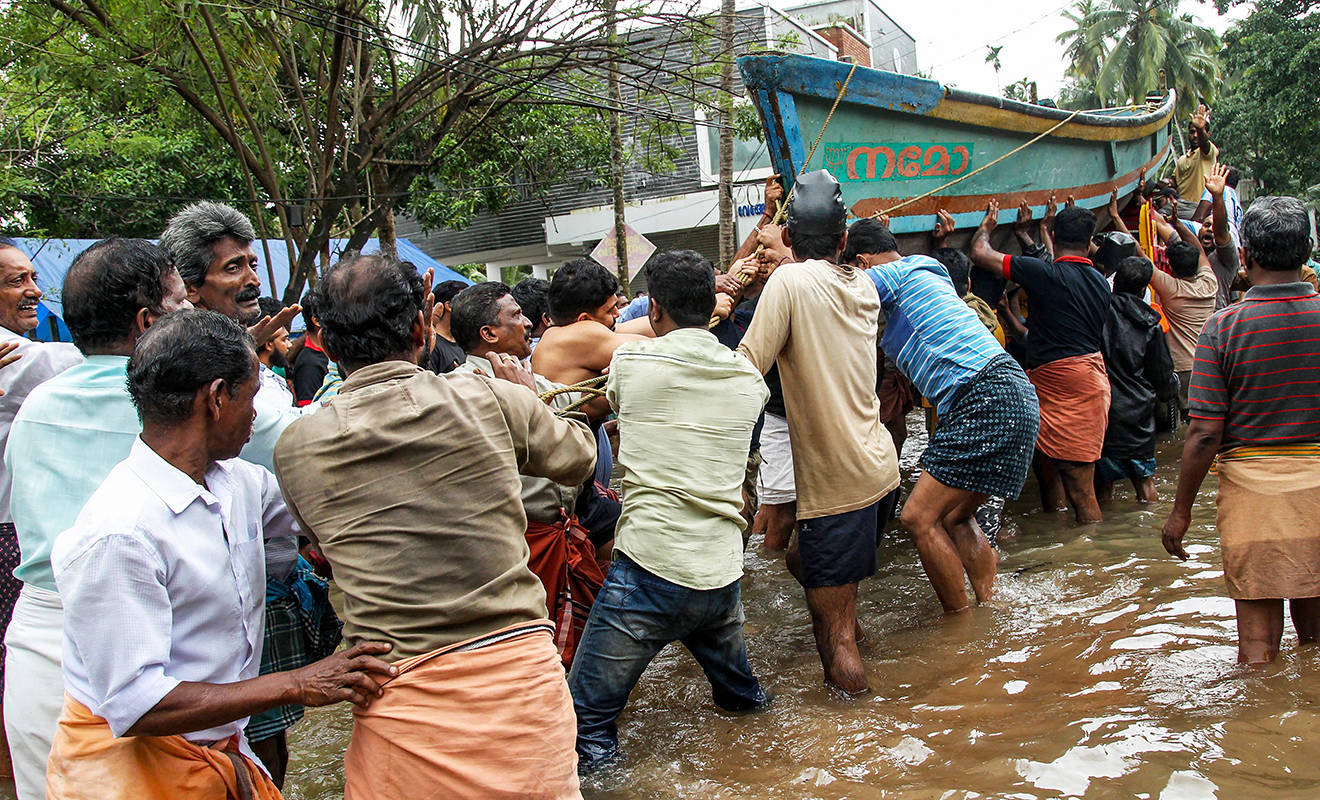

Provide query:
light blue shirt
left=866, top=255, right=1003, bottom=416
left=6, top=356, right=140, bottom=591
left=6, top=355, right=299, bottom=592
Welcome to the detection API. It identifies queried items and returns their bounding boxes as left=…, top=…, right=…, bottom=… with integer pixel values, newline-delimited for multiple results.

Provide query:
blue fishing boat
left=739, top=52, right=1175, bottom=244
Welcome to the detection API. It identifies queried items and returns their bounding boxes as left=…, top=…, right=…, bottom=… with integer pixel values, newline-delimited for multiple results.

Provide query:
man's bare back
left=532, top=319, right=650, bottom=386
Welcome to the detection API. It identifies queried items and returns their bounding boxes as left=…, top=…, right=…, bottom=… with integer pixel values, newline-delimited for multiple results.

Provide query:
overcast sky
left=838, top=0, right=1251, bottom=100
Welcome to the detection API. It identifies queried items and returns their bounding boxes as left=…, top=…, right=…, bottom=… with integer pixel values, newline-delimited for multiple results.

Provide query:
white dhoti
left=3, top=584, right=64, bottom=800
left=756, top=412, right=796, bottom=505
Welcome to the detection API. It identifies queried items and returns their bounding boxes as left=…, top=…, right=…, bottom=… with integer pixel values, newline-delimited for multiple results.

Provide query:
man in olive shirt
left=273, top=255, right=597, bottom=799
left=569, top=251, right=771, bottom=771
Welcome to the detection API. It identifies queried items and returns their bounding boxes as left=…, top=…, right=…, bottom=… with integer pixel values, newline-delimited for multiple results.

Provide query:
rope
left=873, top=106, right=1086, bottom=218
left=539, top=374, right=607, bottom=404
left=708, top=61, right=860, bottom=327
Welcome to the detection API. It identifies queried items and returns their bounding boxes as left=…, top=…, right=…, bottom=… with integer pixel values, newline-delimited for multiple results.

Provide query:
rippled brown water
left=281, top=425, right=1320, bottom=799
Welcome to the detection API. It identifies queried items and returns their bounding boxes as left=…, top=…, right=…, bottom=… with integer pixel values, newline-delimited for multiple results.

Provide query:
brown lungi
left=1028, top=352, right=1111, bottom=462
left=1217, top=450, right=1320, bottom=600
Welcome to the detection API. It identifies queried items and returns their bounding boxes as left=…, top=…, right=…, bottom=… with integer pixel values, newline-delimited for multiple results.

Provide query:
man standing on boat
left=970, top=200, right=1112, bottom=523
left=1174, top=104, right=1218, bottom=209
left=737, top=171, right=899, bottom=694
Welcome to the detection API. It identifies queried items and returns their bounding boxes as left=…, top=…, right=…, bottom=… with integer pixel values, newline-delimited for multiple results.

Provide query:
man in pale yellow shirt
left=569, top=250, right=771, bottom=770
left=1174, top=105, right=1218, bottom=203
left=737, top=171, right=900, bottom=695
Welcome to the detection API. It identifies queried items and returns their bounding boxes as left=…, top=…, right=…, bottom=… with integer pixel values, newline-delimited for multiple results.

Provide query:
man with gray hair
left=160, top=202, right=311, bottom=782
left=1162, top=196, right=1320, bottom=665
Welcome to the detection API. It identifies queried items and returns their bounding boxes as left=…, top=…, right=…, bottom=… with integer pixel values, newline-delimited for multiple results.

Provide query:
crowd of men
left=0, top=98, right=1316, bottom=799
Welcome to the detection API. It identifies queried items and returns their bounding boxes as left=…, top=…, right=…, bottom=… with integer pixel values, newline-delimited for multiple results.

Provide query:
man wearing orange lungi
left=274, top=255, right=598, bottom=799
left=46, top=310, right=394, bottom=800
left=972, top=200, right=1113, bottom=522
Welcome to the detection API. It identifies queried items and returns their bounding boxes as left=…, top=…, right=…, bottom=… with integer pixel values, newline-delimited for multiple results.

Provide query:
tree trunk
left=606, top=0, right=629, bottom=297
left=717, top=0, right=736, bottom=269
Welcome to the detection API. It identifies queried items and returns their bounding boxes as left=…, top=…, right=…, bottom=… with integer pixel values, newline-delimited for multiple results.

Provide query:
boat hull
left=739, top=53, right=1174, bottom=246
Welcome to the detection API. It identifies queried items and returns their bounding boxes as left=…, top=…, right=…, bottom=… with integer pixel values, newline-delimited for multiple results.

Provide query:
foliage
left=1058, top=75, right=1104, bottom=110
left=1056, top=0, right=1221, bottom=116
left=1002, top=78, right=1036, bottom=103
left=9, top=0, right=710, bottom=301
left=1213, top=0, right=1320, bottom=196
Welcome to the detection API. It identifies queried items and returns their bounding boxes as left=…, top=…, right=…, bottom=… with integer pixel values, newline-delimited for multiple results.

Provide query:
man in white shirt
left=45, top=309, right=394, bottom=800
left=0, top=239, right=81, bottom=791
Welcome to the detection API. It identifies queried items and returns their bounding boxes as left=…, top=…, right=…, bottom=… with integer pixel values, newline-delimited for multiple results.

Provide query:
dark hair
left=511, top=277, right=550, bottom=326
left=432, top=279, right=468, bottom=305
left=159, top=201, right=256, bottom=288
left=1224, top=166, right=1240, bottom=189
left=317, top=254, right=426, bottom=367
left=645, top=250, right=715, bottom=327
left=450, top=281, right=511, bottom=352
left=300, top=288, right=321, bottom=332
left=1166, top=240, right=1200, bottom=279
left=126, top=309, right=256, bottom=424
left=788, top=230, right=845, bottom=261
left=1241, top=196, right=1311, bottom=271
left=257, top=296, right=283, bottom=320
left=1051, top=205, right=1097, bottom=248
left=548, top=259, right=617, bottom=325
left=62, top=238, right=173, bottom=354
left=1112, top=256, right=1153, bottom=295
left=841, top=218, right=899, bottom=264
left=931, top=247, right=972, bottom=295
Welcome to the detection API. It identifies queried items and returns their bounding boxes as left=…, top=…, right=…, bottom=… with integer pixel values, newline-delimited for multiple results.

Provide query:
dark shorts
left=1096, top=457, right=1157, bottom=483
left=797, top=500, right=882, bottom=589
left=921, top=354, right=1040, bottom=499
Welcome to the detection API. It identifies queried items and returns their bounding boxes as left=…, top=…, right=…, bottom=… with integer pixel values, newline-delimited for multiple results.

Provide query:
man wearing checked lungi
left=846, top=218, right=1040, bottom=614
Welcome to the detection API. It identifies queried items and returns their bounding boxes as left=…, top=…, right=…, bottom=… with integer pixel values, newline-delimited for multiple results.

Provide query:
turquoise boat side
left=740, top=53, right=1174, bottom=237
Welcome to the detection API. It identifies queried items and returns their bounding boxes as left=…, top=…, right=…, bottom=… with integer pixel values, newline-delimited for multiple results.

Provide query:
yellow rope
left=707, top=61, right=861, bottom=328
left=874, top=106, right=1086, bottom=218
left=539, top=374, right=607, bottom=404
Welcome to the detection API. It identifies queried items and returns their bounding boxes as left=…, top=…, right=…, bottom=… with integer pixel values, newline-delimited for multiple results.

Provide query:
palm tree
left=1056, top=0, right=1107, bottom=84
left=1085, top=0, right=1221, bottom=116
left=985, top=45, right=1003, bottom=91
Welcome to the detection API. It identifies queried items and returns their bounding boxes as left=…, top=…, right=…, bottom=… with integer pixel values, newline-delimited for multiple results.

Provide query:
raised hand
left=1204, top=163, right=1228, bottom=196
left=1192, top=103, right=1209, bottom=130
left=247, top=303, right=301, bottom=350
left=1108, top=186, right=1122, bottom=216
left=1065, top=194, right=1076, bottom=208
left=291, top=641, right=397, bottom=709
left=933, top=209, right=956, bottom=242
left=875, top=212, right=891, bottom=229
left=1043, top=193, right=1058, bottom=227
left=763, top=174, right=784, bottom=219
left=1014, top=200, right=1033, bottom=233
left=979, top=199, right=1000, bottom=233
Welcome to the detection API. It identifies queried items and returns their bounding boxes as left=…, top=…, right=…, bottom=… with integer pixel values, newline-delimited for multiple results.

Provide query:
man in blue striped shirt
left=847, top=220, right=1040, bottom=614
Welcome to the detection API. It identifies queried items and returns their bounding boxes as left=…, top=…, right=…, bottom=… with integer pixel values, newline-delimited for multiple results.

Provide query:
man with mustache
left=0, top=238, right=81, bottom=792
left=159, top=202, right=313, bottom=785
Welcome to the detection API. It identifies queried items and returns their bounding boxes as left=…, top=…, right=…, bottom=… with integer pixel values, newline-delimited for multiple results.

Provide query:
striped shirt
left=866, top=255, right=1002, bottom=416
left=1188, top=281, right=1320, bottom=449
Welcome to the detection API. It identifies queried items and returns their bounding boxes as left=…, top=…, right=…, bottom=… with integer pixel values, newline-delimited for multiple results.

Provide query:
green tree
left=1058, top=0, right=1221, bottom=116
left=1213, top=0, right=1320, bottom=196
left=1056, top=0, right=1107, bottom=83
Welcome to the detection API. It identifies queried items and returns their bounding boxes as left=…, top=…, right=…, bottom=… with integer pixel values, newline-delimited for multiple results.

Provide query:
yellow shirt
left=1174, top=143, right=1219, bottom=202
left=738, top=258, right=900, bottom=519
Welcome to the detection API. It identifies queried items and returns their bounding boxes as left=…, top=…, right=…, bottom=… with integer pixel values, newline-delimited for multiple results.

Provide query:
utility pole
left=606, top=0, right=630, bottom=296
left=717, top=0, right=736, bottom=268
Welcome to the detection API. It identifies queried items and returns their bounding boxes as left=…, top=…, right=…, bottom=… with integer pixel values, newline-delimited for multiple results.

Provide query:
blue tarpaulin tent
left=19, top=236, right=468, bottom=342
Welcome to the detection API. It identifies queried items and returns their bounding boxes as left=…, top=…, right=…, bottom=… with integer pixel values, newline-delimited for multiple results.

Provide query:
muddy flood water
left=282, top=424, right=1320, bottom=799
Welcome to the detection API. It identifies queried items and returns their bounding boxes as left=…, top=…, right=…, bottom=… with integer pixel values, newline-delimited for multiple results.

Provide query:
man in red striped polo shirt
left=1161, top=195, right=1320, bottom=665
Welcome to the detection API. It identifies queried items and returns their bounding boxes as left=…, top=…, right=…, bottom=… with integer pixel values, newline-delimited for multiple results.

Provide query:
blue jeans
left=567, top=555, right=769, bottom=770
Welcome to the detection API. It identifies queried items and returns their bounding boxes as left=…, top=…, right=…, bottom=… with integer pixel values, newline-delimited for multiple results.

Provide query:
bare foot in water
left=971, top=547, right=999, bottom=605
left=854, top=620, right=866, bottom=645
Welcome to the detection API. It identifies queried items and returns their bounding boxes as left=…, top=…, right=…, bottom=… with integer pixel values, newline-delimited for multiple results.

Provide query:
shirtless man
left=530, top=259, right=652, bottom=389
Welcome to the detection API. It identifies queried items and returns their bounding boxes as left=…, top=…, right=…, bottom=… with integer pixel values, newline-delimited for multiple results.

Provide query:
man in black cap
left=737, top=170, right=899, bottom=695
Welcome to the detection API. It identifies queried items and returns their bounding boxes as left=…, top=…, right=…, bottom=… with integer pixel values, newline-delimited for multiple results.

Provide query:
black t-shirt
left=1006, top=254, right=1111, bottom=369
left=427, top=336, right=466, bottom=374
left=291, top=346, right=329, bottom=403
left=728, top=294, right=786, bottom=416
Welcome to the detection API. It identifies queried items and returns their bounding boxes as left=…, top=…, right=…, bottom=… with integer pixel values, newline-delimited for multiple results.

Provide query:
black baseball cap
left=787, top=170, right=846, bottom=236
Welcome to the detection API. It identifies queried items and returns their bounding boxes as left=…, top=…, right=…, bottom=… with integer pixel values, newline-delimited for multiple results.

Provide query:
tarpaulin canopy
left=19, top=236, right=468, bottom=342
